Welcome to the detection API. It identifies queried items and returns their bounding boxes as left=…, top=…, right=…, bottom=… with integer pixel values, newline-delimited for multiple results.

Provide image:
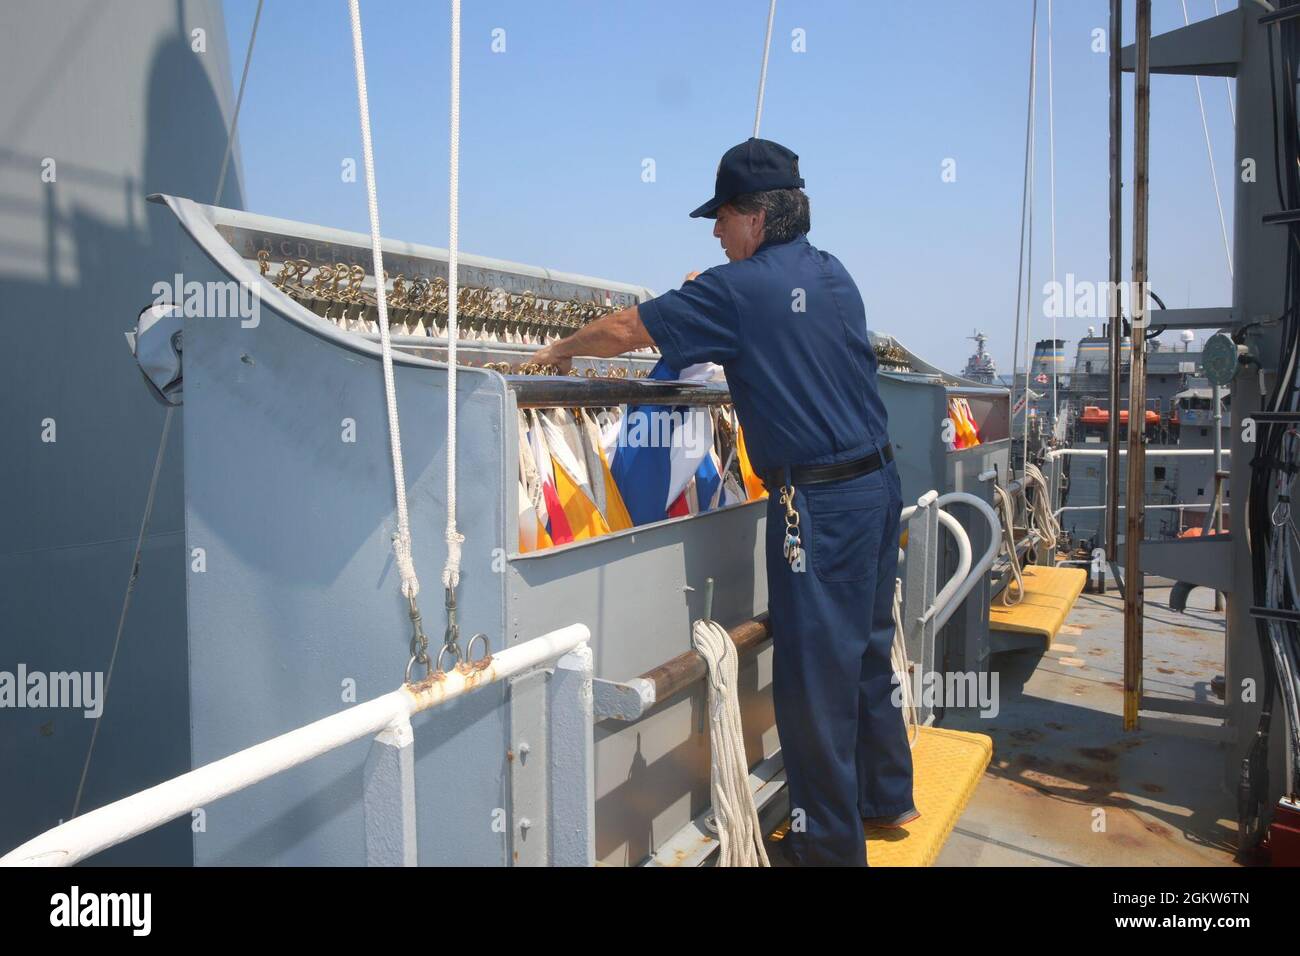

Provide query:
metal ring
left=436, top=643, right=462, bottom=673
left=465, top=632, right=491, bottom=663
left=405, top=653, right=431, bottom=684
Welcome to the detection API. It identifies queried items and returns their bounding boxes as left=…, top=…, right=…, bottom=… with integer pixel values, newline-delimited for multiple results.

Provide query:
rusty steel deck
left=938, top=583, right=1238, bottom=866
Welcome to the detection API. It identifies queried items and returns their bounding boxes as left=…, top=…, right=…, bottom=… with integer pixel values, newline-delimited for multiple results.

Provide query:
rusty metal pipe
left=1106, top=0, right=1124, bottom=562
left=638, top=616, right=772, bottom=705
left=1123, top=0, right=1151, bottom=732
left=510, top=377, right=731, bottom=408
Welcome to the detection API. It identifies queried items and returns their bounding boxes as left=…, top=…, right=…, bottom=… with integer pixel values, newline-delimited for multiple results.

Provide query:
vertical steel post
left=548, top=643, right=595, bottom=866
left=1212, top=381, right=1225, bottom=611
left=1225, top=0, right=1283, bottom=793
left=903, top=493, right=940, bottom=724
left=1106, top=0, right=1124, bottom=562
left=1213, top=382, right=1224, bottom=533
left=1123, top=0, right=1152, bottom=732
left=363, top=719, right=418, bottom=866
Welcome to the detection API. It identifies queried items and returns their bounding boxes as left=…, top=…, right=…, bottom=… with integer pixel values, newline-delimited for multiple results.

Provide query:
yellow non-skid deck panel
left=767, top=725, right=992, bottom=866
left=988, top=564, right=1087, bottom=640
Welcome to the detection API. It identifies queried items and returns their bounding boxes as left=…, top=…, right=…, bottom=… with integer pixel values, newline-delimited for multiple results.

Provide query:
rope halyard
left=1181, top=0, right=1234, bottom=280
left=348, top=0, right=431, bottom=682
left=75, top=5, right=263, bottom=817
left=434, top=0, right=469, bottom=672
left=214, top=0, right=263, bottom=207
left=752, top=0, right=777, bottom=138
left=1047, top=0, right=1058, bottom=432
left=443, top=0, right=464, bottom=594
left=1020, top=0, right=1040, bottom=471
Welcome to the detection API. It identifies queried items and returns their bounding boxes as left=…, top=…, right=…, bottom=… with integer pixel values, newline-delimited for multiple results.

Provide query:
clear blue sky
left=221, top=0, right=1239, bottom=374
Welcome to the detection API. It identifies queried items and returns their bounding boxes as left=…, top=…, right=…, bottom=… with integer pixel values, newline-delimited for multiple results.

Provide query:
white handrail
left=900, top=503, right=971, bottom=623
left=898, top=491, right=1000, bottom=632
left=1055, top=502, right=1232, bottom=516
left=930, top=492, right=1002, bottom=631
left=930, top=510, right=972, bottom=623
left=1, top=624, right=589, bottom=868
left=1043, top=447, right=1229, bottom=460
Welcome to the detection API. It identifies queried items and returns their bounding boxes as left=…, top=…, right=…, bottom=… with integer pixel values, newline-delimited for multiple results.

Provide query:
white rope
left=213, top=0, right=263, bottom=206
left=1182, top=0, right=1234, bottom=280
left=1021, top=462, right=1061, bottom=551
left=1211, top=0, right=1236, bottom=125
left=348, top=0, right=420, bottom=599
left=73, top=406, right=175, bottom=819
left=1047, top=0, right=1058, bottom=431
left=74, top=5, right=264, bottom=817
left=1009, top=0, right=1037, bottom=434
left=889, top=578, right=919, bottom=747
left=994, top=465, right=1059, bottom=609
left=1019, top=0, right=1040, bottom=470
left=692, top=619, right=769, bottom=867
left=443, top=0, right=466, bottom=589
left=995, top=483, right=1026, bottom=607
left=752, top=0, right=777, bottom=138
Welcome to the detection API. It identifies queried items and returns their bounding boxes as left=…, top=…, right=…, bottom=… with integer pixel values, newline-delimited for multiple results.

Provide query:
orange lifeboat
left=1079, top=406, right=1158, bottom=427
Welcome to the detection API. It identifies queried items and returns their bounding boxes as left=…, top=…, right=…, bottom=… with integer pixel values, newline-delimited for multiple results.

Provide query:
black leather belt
left=766, top=444, right=893, bottom=489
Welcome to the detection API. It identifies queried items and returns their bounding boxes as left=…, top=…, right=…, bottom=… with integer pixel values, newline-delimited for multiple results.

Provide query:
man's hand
left=527, top=305, right=653, bottom=374
left=684, top=270, right=701, bottom=283
left=531, top=341, right=572, bottom=374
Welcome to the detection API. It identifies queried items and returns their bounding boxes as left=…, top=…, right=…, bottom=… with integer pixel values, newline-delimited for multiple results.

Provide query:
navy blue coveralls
left=639, top=233, right=913, bottom=866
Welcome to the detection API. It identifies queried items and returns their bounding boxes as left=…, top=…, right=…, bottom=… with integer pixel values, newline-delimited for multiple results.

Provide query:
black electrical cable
left=1241, top=0, right=1300, bottom=852
left=1144, top=289, right=1167, bottom=340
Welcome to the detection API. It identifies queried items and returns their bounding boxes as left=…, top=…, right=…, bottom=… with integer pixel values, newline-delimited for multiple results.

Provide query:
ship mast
left=1106, top=0, right=1123, bottom=568
left=1123, top=0, right=1151, bottom=733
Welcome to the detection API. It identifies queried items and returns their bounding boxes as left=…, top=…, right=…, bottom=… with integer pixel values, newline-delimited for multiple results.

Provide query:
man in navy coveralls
left=533, top=138, right=916, bottom=866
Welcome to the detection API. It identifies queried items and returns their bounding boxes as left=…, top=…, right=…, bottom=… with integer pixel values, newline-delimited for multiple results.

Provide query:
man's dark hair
left=729, top=188, right=811, bottom=243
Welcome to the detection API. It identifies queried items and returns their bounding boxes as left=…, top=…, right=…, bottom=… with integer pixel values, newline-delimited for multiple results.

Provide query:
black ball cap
left=689, top=138, right=805, bottom=219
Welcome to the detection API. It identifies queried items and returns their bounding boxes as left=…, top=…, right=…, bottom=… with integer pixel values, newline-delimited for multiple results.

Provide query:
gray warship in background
left=962, top=331, right=998, bottom=385
left=1011, top=329, right=1228, bottom=554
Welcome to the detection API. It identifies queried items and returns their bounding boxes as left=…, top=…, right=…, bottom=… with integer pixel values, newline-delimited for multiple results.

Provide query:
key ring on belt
left=779, top=482, right=799, bottom=529
left=778, top=480, right=804, bottom=569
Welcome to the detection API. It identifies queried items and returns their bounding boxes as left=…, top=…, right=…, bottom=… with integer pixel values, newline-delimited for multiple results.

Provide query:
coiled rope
left=995, top=483, right=1025, bottom=607
left=995, top=463, right=1059, bottom=607
left=1021, top=462, right=1060, bottom=552
left=889, top=578, right=919, bottom=747
left=692, top=619, right=770, bottom=866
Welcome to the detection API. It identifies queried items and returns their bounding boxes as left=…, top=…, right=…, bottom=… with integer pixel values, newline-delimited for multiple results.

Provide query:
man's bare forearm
left=536, top=306, right=654, bottom=363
